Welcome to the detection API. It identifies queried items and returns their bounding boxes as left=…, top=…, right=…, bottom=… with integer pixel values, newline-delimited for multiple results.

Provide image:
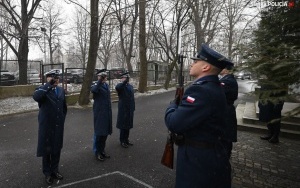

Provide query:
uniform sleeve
left=91, top=81, right=102, bottom=94
left=164, top=85, right=212, bottom=134
left=115, top=82, right=126, bottom=93
left=33, top=83, right=52, bottom=103
left=63, top=90, right=68, bottom=116
left=220, top=78, right=238, bottom=104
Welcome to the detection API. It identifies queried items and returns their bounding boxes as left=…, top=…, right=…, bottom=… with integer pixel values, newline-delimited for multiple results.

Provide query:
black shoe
left=269, top=137, right=279, bottom=144
left=260, top=135, right=272, bottom=140
left=121, top=142, right=128, bottom=148
left=52, top=172, right=63, bottom=180
left=101, top=152, right=110, bottom=159
left=96, top=154, right=105, bottom=161
left=45, top=176, right=53, bottom=185
left=126, top=141, right=133, bottom=146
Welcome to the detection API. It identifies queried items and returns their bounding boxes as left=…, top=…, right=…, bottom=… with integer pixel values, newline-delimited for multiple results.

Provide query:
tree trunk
left=126, top=55, right=133, bottom=72
left=138, top=0, right=147, bottom=93
left=18, top=1, right=29, bottom=85
left=18, top=36, right=29, bottom=85
left=78, top=0, right=99, bottom=105
left=164, top=59, right=177, bottom=89
left=126, top=0, right=138, bottom=73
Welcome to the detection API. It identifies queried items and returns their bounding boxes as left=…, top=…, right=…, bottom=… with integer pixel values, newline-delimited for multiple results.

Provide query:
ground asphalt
left=0, top=90, right=299, bottom=188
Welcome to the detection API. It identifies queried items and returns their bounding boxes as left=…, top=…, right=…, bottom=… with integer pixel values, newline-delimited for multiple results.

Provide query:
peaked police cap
left=191, top=44, right=233, bottom=70
left=120, top=72, right=130, bottom=78
left=97, top=69, right=107, bottom=76
left=46, top=70, right=60, bottom=77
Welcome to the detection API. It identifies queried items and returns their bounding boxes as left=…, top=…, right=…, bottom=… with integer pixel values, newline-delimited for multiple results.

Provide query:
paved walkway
left=0, top=89, right=299, bottom=187
left=232, top=130, right=300, bottom=188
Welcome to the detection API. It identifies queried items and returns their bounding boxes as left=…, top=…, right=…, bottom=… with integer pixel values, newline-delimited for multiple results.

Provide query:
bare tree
left=220, top=0, right=252, bottom=59
left=40, top=1, right=65, bottom=65
left=0, top=5, right=12, bottom=67
left=112, top=0, right=138, bottom=72
left=72, top=6, right=90, bottom=69
left=149, top=0, right=190, bottom=89
left=97, top=20, right=117, bottom=69
left=187, top=0, right=224, bottom=50
left=0, top=0, right=42, bottom=85
left=78, top=0, right=113, bottom=105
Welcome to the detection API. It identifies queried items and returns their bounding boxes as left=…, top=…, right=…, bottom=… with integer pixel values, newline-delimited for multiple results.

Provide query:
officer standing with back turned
left=165, top=44, right=232, bottom=188
left=219, top=65, right=238, bottom=158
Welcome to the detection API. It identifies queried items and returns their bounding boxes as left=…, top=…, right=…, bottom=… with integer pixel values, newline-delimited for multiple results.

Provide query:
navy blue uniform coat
left=165, top=75, right=231, bottom=188
left=91, top=81, right=112, bottom=136
left=220, top=74, right=238, bottom=142
left=258, top=84, right=285, bottom=123
left=33, top=83, right=67, bottom=157
left=115, top=82, right=135, bottom=129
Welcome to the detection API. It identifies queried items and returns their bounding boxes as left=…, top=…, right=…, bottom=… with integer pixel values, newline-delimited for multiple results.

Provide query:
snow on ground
left=0, top=97, right=38, bottom=116
left=0, top=86, right=176, bottom=117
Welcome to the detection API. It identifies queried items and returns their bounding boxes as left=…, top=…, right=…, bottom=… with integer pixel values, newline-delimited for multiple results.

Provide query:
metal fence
left=0, top=60, right=42, bottom=86
left=0, top=60, right=193, bottom=93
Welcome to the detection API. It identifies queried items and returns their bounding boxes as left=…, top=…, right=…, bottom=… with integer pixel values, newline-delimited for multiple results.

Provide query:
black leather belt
left=185, top=139, right=215, bottom=149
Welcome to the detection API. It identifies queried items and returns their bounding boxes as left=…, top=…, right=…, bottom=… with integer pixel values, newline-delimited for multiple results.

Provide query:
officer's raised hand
left=97, top=75, right=107, bottom=84
left=45, top=75, right=59, bottom=91
left=49, top=78, right=56, bottom=85
left=47, top=76, right=58, bottom=87
left=123, top=76, right=129, bottom=84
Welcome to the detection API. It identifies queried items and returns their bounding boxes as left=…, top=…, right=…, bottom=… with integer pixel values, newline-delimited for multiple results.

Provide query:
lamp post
left=41, top=27, right=47, bottom=64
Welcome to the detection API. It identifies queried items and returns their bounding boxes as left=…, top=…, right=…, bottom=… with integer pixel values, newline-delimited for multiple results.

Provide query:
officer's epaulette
left=193, top=80, right=207, bottom=85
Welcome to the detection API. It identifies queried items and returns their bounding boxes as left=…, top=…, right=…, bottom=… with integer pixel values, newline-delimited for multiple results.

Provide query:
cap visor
left=191, top=57, right=201, bottom=60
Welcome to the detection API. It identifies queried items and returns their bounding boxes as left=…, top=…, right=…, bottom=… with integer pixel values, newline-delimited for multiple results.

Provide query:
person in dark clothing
left=165, top=44, right=232, bottom=188
left=219, top=66, right=238, bottom=158
left=115, top=72, right=135, bottom=148
left=33, top=70, right=67, bottom=185
left=91, top=69, right=112, bottom=161
left=259, top=84, right=285, bottom=144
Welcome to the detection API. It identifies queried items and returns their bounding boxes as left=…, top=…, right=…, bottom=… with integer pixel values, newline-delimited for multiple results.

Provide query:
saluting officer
left=219, top=65, right=238, bottom=158
left=115, top=72, right=135, bottom=148
left=165, top=44, right=233, bottom=188
left=33, top=70, right=67, bottom=185
left=91, top=69, right=112, bottom=161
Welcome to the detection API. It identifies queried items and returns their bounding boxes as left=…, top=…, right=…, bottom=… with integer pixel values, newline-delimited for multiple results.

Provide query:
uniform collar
left=195, top=75, right=219, bottom=83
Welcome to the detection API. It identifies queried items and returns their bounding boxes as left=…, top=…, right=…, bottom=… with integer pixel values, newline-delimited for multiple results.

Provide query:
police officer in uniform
left=165, top=44, right=232, bottom=188
left=219, top=65, right=238, bottom=158
left=33, top=70, right=67, bottom=185
left=115, top=72, right=135, bottom=148
left=91, top=69, right=112, bottom=161
left=258, top=84, right=285, bottom=144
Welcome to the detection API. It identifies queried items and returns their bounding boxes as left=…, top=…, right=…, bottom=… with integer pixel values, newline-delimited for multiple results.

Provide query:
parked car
left=234, top=71, right=251, bottom=80
left=69, top=69, right=84, bottom=84
left=14, top=69, right=40, bottom=84
left=108, top=67, right=126, bottom=79
left=0, top=70, right=16, bottom=86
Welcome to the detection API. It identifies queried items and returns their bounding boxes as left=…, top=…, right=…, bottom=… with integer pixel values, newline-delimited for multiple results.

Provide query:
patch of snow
left=0, top=97, right=38, bottom=116
left=0, top=85, right=176, bottom=116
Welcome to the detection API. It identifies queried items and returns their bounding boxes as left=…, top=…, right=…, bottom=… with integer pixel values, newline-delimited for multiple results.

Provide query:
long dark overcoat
left=115, top=81, right=135, bottom=130
left=258, top=84, right=285, bottom=123
left=91, top=81, right=112, bottom=136
left=220, top=74, right=238, bottom=142
left=33, top=83, right=67, bottom=157
left=165, top=75, right=231, bottom=188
